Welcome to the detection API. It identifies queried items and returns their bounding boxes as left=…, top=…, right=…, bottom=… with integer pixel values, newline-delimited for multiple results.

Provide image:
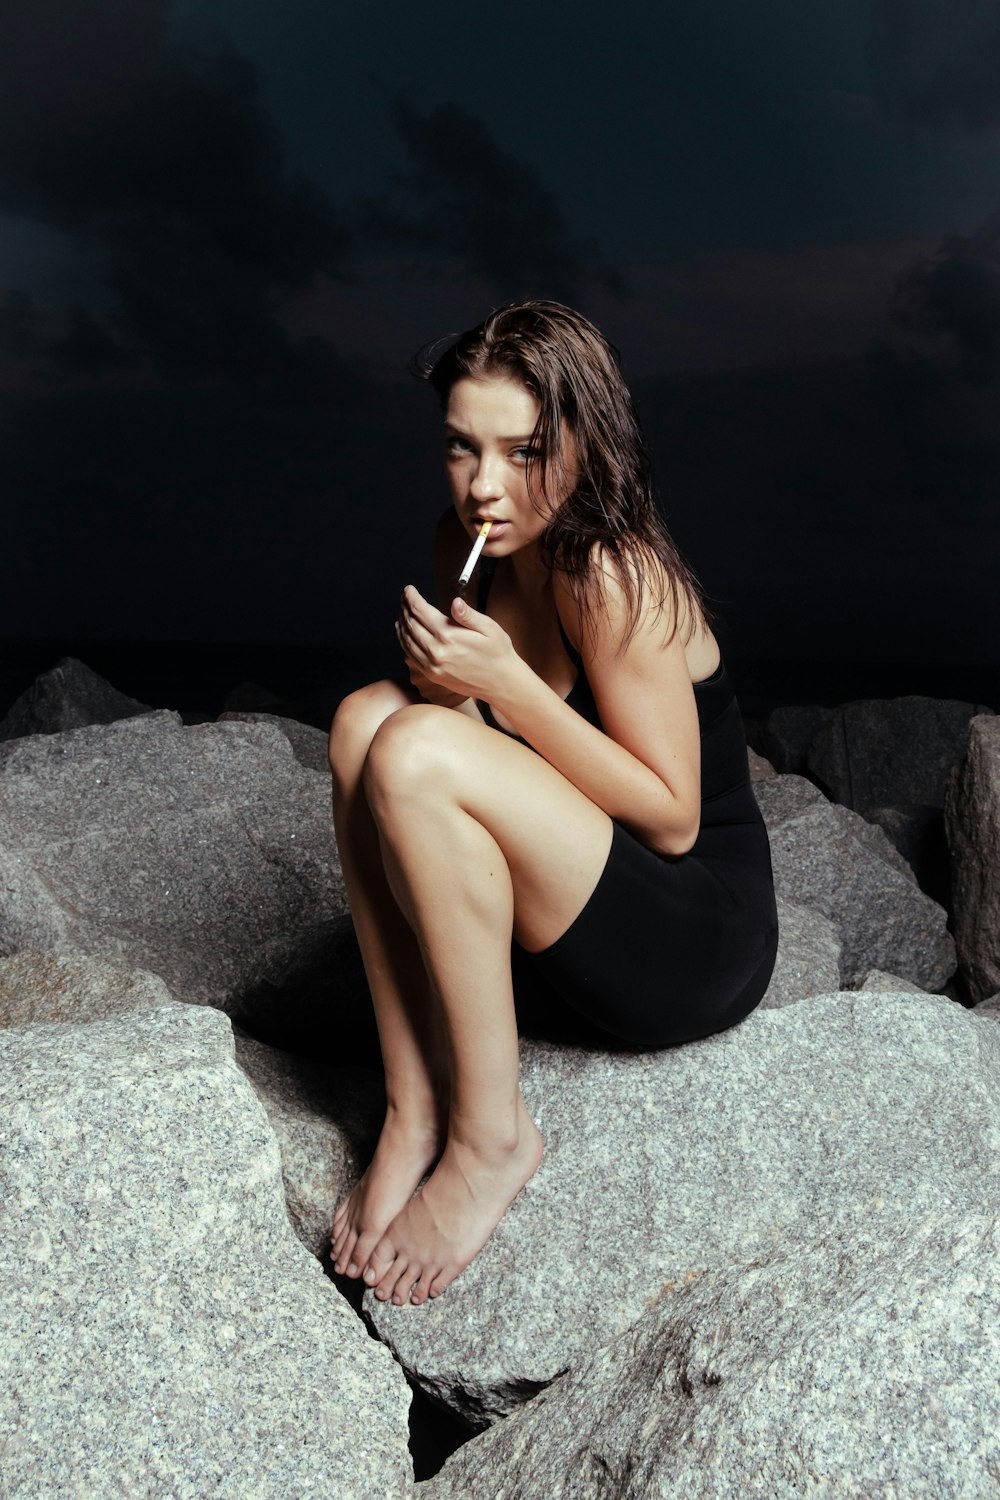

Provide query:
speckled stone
left=365, top=994, right=1000, bottom=1428
left=946, top=715, right=1000, bottom=1002
left=855, top=968, right=928, bottom=996
left=234, top=1030, right=384, bottom=1259
left=758, top=703, right=835, bottom=775
left=0, top=949, right=175, bottom=1028
left=424, top=1210, right=1000, bottom=1499
left=973, top=993, right=1000, bottom=1020
left=806, top=696, right=995, bottom=815
left=759, top=899, right=841, bottom=1007
left=0, top=711, right=348, bottom=1014
left=756, top=774, right=955, bottom=988
left=217, top=711, right=331, bottom=774
left=0, top=656, right=153, bottom=741
left=0, top=1004, right=412, bottom=1498
left=746, top=747, right=775, bottom=781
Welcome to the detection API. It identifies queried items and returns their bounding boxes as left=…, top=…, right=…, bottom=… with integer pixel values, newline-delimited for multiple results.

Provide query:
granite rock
left=974, top=994, right=1000, bottom=1020
left=424, top=1210, right=1000, bottom=1499
left=806, top=695, right=994, bottom=815
left=0, top=656, right=152, bottom=741
left=0, top=949, right=174, bottom=1029
left=757, top=703, right=835, bottom=775
left=755, top=774, right=955, bottom=988
left=945, top=715, right=1000, bottom=1003
left=758, top=899, right=840, bottom=1008
left=365, top=994, right=1000, bottom=1427
left=0, top=711, right=350, bottom=1018
left=746, top=746, right=776, bottom=781
left=217, top=710, right=331, bottom=774
left=855, top=968, right=928, bottom=996
left=0, top=1003, right=412, bottom=1498
left=234, top=1030, right=384, bottom=1259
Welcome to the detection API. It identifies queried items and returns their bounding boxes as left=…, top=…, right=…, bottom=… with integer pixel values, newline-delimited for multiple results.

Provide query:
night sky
left=2, top=0, right=999, bottom=708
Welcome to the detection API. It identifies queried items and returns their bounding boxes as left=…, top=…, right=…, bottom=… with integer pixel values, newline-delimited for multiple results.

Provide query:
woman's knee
left=328, top=680, right=413, bottom=790
left=362, top=704, right=462, bottom=818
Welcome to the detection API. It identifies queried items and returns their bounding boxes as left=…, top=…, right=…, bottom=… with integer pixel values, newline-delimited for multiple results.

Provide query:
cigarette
left=458, top=521, right=493, bottom=588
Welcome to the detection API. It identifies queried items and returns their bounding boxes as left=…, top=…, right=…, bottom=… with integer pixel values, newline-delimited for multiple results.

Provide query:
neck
left=506, top=540, right=551, bottom=597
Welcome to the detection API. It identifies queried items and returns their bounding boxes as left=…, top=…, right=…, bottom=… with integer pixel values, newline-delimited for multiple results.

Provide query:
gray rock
left=864, top=802, right=949, bottom=896
left=758, top=899, right=840, bottom=1008
left=756, top=774, right=955, bottom=988
left=806, top=696, right=994, bottom=815
left=0, top=1003, right=412, bottom=1498
left=424, top=1210, right=1000, bottom=1499
left=365, top=994, right=1000, bottom=1428
left=758, top=703, right=835, bottom=775
left=217, top=710, right=331, bottom=774
left=855, top=968, right=928, bottom=995
left=0, top=712, right=350, bottom=1019
left=234, top=1030, right=383, bottom=1259
left=974, top=994, right=1000, bottom=1020
left=0, top=656, right=152, bottom=741
left=0, top=949, right=174, bottom=1029
left=946, top=715, right=1000, bottom=1003
left=746, top=746, right=776, bottom=781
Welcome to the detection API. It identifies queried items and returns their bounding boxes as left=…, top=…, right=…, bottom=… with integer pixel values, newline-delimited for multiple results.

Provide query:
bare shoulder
left=552, top=544, right=719, bottom=679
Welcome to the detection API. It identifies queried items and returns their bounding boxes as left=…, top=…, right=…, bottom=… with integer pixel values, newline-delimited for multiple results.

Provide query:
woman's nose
left=470, top=455, right=500, bottom=499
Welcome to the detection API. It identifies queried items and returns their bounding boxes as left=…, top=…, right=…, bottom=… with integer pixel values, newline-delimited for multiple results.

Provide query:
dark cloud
left=364, top=100, right=625, bottom=307
left=869, top=0, right=1000, bottom=132
left=891, top=216, right=1000, bottom=382
left=0, top=0, right=350, bottom=386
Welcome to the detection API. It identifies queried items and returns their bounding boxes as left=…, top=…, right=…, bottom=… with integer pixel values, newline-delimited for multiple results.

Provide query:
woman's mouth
left=475, top=519, right=508, bottom=539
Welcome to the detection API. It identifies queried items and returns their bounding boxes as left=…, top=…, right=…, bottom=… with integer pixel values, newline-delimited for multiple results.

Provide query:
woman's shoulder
left=552, top=541, right=685, bottom=654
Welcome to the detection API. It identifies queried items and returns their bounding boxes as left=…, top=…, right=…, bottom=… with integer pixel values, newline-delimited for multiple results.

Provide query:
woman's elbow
left=646, top=797, right=700, bottom=857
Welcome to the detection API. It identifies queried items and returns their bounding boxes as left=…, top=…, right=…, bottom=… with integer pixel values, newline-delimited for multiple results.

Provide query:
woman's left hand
left=396, top=585, right=517, bottom=704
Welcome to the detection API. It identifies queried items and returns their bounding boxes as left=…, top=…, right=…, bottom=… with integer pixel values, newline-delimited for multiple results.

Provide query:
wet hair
left=415, top=299, right=711, bottom=648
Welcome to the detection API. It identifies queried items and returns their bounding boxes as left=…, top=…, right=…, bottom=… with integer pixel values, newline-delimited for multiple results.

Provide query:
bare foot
left=362, top=1104, right=544, bottom=1306
left=331, top=1111, right=442, bottom=1278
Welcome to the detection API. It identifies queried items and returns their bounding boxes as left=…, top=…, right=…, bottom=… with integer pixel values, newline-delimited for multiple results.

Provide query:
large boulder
left=0, top=656, right=152, bottom=741
left=0, top=1003, right=413, bottom=1497
left=234, top=1030, right=383, bottom=1259
left=757, top=703, right=835, bottom=775
left=758, top=898, right=840, bottom=1008
left=424, top=1210, right=1000, bottom=1499
left=364, top=994, right=1000, bottom=1428
left=755, top=774, right=955, bottom=989
left=946, top=715, right=1000, bottom=1002
left=217, top=710, right=331, bottom=774
left=806, top=696, right=994, bottom=815
left=0, top=949, right=175, bottom=1028
left=0, top=712, right=355, bottom=1026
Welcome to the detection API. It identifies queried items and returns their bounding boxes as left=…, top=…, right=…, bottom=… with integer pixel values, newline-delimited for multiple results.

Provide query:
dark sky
left=1, top=0, right=999, bottom=686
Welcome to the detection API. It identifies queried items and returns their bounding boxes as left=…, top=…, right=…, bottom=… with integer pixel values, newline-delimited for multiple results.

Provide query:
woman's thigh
left=328, top=679, right=419, bottom=790
left=363, top=705, right=615, bottom=953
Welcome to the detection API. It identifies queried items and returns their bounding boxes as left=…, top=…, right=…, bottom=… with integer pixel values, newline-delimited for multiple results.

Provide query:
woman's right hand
left=403, top=662, right=470, bottom=709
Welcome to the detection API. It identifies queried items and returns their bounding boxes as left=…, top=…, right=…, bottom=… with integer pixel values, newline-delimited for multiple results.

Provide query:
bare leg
left=327, top=681, right=450, bottom=1278
left=358, top=705, right=614, bottom=1306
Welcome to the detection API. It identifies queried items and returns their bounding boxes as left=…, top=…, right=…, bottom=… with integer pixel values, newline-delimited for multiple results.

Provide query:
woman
left=328, top=300, right=778, bottom=1309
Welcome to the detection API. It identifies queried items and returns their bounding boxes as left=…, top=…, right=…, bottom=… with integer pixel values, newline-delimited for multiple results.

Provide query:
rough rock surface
left=0, top=711, right=348, bottom=1015
left=806, top=696, right=994, bottom=815
left=217, top=710, right=331, bottom=774
left=755, top=774, right=955, bottom=988
left=746, top=746, right=775, bottom=781
left=0, top=656, right=152, bottom=741
left=0, top=949, right=174, bottom=1029
left=0, top=1003, right=412, bottom=1498
left=234, top=1030, right=383, bottom=1258
left=946, top=715, right=1000, bottom=1002
left=758, top=899, right=840, bottom=1008
left=855, top=968, right=928, bottom=996
left=757, top=703, right=834, bottom=775
left=424, top=1210, right=1000, bottom=1499
left=365, top=994, right=1000, bottom=1428
left=974, top=994, right=1000, bottom=1020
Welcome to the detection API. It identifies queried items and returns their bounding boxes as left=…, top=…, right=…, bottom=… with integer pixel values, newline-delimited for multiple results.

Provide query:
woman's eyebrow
left=443, top=422, right=536, bottom=443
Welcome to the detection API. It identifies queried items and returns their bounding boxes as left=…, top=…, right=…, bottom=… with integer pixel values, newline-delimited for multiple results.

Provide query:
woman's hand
left=396, top=584, right=517, bottom=705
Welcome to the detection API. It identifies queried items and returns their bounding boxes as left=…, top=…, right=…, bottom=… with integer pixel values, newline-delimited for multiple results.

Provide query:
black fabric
left=475, top=557, right=779, bottom=1048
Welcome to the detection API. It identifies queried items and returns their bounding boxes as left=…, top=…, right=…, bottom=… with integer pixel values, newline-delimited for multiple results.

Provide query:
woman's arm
left=399, top=546, right=703, bottom=857
left=487, top=554, right=702, bottom=856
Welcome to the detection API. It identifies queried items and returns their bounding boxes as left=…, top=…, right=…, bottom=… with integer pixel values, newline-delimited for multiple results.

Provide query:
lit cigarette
left=458, top=521, right=493, bottom=588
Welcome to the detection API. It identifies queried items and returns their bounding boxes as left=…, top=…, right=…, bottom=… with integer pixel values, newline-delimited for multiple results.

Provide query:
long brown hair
left=416, top=299, right=711, bottom=648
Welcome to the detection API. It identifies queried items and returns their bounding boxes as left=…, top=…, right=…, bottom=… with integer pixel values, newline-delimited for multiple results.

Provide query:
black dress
left=476, top=559, right=779, bottom=1047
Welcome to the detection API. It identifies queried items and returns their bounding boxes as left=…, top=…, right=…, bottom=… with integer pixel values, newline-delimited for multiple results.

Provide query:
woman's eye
left=445, top=436, right=473, bottom=456
left=512, top=446, right=540, bottom=462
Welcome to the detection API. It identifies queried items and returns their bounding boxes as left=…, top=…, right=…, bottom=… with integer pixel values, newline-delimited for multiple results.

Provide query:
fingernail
left=347, top=1263, right=357, bottom=1277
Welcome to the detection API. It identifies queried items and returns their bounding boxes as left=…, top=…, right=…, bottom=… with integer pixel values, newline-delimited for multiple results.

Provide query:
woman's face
left=443, top=376, right=571, bottom=557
